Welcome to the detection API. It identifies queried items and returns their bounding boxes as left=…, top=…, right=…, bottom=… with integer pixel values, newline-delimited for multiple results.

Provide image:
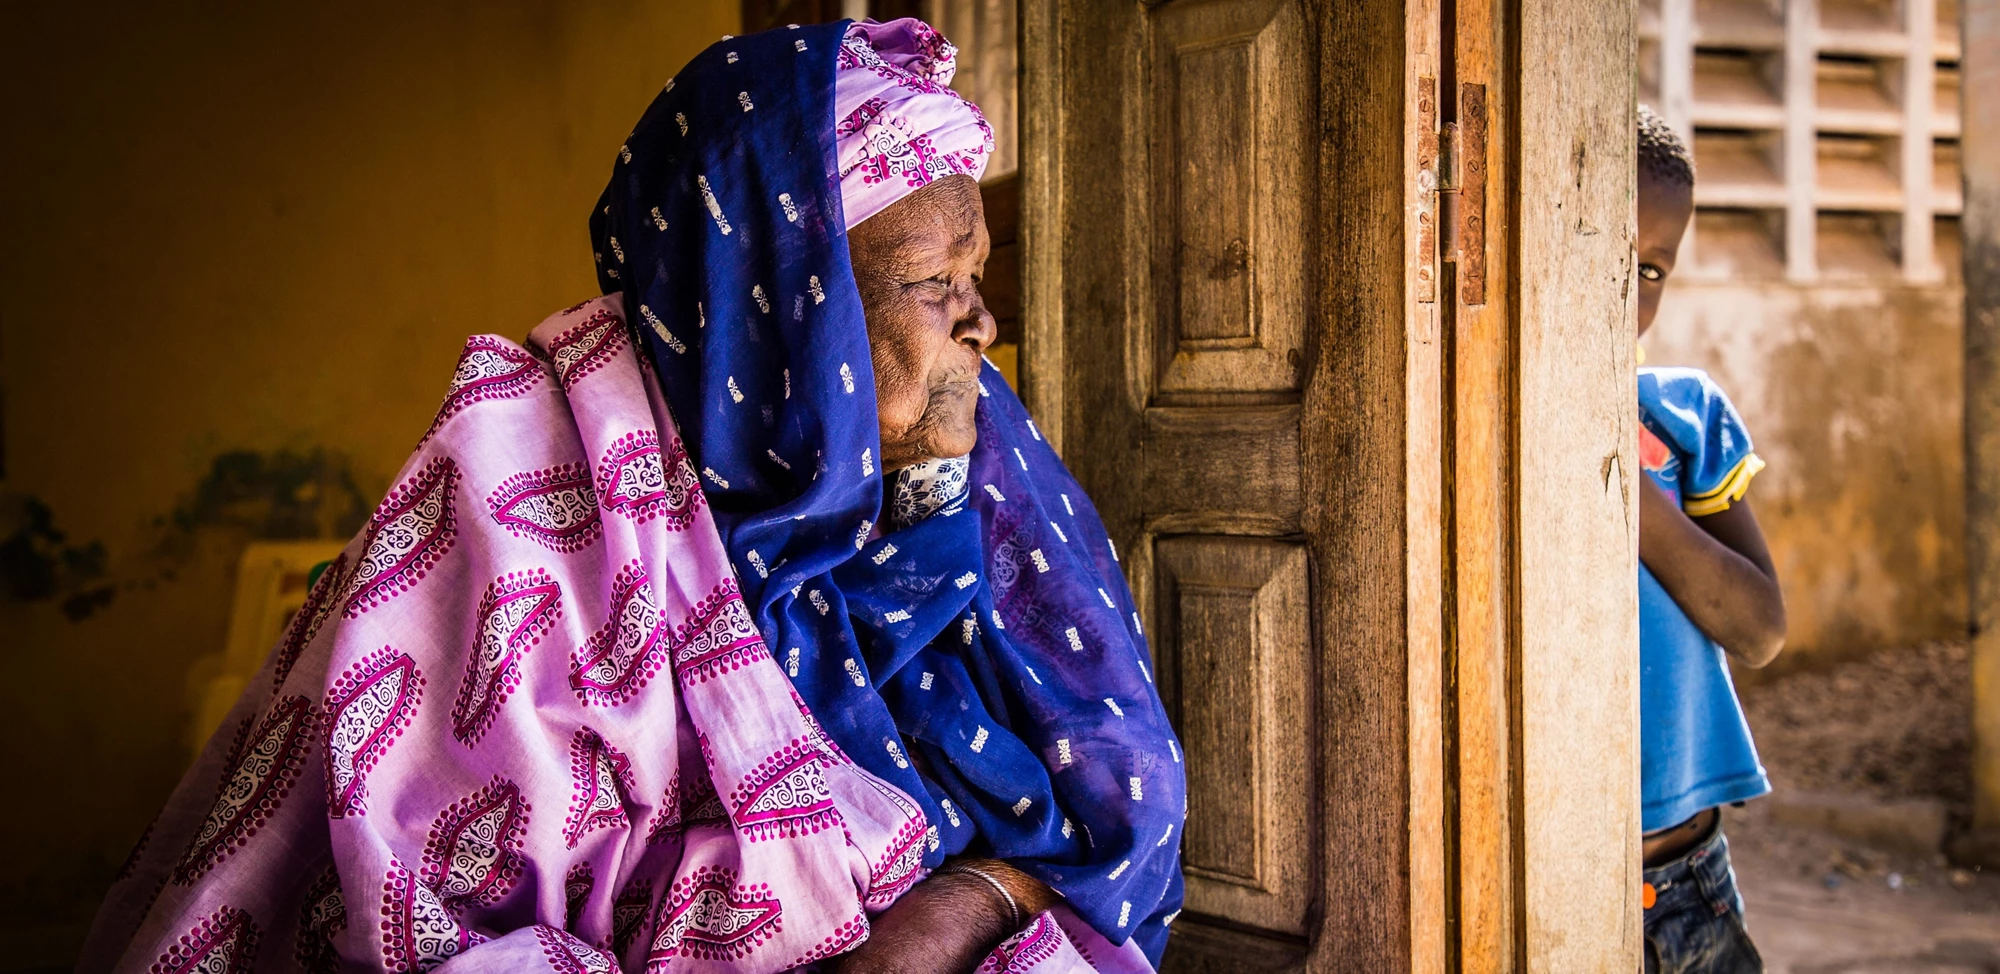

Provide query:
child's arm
left=1638, top=476, right=1787, bottom=667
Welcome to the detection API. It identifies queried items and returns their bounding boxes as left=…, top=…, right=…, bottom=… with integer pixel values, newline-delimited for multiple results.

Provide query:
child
left=1633, top=105, right=1789, bottom=973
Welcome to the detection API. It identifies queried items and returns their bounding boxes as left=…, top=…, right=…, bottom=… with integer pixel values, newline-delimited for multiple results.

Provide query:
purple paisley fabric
left=80, top=298, right=1146, bottom=973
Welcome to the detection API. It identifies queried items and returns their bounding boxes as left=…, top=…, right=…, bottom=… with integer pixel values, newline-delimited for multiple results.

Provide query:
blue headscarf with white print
left=589, top=22, right=1184, bottom=960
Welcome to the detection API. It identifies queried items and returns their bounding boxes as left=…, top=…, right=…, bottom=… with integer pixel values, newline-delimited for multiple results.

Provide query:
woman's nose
left=957, top=289, right=997, bottom=353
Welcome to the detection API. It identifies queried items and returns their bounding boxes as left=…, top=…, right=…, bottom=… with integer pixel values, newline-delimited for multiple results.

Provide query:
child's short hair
left=1637, top=104, right=1695, bottom=189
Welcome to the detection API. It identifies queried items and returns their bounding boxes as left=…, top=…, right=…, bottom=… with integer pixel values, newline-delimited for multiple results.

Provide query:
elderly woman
left=81, top=19, right=1183, bottom=974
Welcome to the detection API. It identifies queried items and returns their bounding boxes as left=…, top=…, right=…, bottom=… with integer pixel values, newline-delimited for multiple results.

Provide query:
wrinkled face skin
left=1636, top=171, right=1693, bottom=339
left=848, top=174, right=997, bottom=472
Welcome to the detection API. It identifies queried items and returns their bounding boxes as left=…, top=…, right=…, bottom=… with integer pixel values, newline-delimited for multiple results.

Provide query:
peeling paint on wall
left=0, top=448, right=365, bottom=624
left=0, top=492, right=113, bottom=620
left=152, top=447, right=368, bottom=563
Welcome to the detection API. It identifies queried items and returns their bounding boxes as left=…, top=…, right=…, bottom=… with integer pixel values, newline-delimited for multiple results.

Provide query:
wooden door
left=1019, top=0, right=1639, bottom=969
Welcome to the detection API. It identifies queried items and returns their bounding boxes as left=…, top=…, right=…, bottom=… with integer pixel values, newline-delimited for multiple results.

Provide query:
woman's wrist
left=935, top=861, right=1024, bottom=930
left=921, top=870, right=1022, bottom=949
left=828, top=870, right=1009, bottom=973
left=825, top=859, right=1062, bottom=972
left=938, top=858, right=1059, bottom=921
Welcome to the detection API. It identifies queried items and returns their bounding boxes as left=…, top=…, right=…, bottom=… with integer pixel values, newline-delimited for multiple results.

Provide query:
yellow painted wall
left=1647, top=283, right=1967, bottom=672
left=0, top=1, right=737, bottom=957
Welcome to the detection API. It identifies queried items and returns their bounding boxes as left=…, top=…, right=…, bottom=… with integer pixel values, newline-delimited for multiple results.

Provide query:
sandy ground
left=1730, top=802, right=2000, bottom=972
left=1729, top=642, right=2000, bottom=972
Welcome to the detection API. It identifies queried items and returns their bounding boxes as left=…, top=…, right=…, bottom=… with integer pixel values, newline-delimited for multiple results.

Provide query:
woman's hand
left=830, top=858, right=1057, bottom=974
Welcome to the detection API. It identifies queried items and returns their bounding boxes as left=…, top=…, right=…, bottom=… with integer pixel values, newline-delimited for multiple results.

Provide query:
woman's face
left=848, top=174, right=996, bottom=472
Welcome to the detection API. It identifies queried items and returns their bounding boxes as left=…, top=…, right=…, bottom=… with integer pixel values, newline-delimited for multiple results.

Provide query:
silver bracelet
left=943, top=862, right=1022, bottom=929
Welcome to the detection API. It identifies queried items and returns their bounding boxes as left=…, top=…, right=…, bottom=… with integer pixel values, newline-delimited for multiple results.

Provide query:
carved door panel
left=1137, top=0, right=1317, bottom=950
left=1023, top=0, right=1401, bottom=967
left=1021, top=0, right=1638, bottom=969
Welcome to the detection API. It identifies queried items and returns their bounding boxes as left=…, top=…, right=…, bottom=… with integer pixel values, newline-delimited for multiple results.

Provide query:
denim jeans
left=1642, top=819, right=1764, bottom=973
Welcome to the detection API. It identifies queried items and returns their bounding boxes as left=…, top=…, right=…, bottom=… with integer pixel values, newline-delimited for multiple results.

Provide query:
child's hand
left=1638, top=476, right=1787, bottom=667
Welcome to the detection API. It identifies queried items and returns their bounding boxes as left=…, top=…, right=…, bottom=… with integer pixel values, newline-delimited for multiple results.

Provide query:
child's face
left=1636, top=172, right=1693, bottom=339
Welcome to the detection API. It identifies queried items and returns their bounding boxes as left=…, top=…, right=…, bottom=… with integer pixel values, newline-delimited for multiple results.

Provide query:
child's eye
left=1638, top=263, right=1664, bottom=282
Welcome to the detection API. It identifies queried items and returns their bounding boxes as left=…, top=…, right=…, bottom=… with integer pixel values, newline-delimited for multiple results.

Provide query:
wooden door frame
left=1019, top=0, right=1636, bottom=967
left=1506, top=0, right=1642, bottom=965
left=1960, top=0, right=2000, bottom=869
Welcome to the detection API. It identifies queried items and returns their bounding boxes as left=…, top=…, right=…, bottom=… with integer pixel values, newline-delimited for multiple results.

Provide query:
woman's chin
left=925, top=418, right=979, bottom=462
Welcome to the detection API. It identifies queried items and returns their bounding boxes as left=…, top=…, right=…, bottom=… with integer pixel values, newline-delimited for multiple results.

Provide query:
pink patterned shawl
left=834, top=19, right=995, bottom=229
left=80, top=298, right=1145, bottom=973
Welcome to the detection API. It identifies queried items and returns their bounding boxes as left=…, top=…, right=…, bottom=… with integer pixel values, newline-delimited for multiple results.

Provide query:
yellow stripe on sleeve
left=1682, top=453, right=1766, bottom=517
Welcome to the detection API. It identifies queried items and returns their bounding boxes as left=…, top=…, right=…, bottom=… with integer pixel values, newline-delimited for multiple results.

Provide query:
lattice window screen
left=1641, top=0, right=1960, bottom=282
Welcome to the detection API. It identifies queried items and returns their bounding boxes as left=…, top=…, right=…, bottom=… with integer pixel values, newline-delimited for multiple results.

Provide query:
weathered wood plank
left=1514, top=0, right=1641, bottom=966
left=1018, top=0, right=1064, bottom=453
left=1308, top=0, right=1425, bottom=965
left=1962, top=0, right=2000, bottom=863
left=1404, top=0, right=1449, bottom=966
left=1444, top=0, right=1517, bottom=969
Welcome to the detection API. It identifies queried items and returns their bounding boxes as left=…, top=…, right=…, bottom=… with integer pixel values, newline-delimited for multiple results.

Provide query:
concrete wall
left=1647, top=282, right=1967, bottom=669
left=0, top=1, right=737, bottom=961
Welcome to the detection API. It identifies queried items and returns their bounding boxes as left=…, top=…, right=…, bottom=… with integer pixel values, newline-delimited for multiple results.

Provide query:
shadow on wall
left=0, top=0, right=740, bottom=959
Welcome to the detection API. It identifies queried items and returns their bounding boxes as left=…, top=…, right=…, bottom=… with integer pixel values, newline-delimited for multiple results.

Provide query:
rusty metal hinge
left=1456, top=82, right=1487, bottom=306
left=1418, top=80, right=1488, bottom=307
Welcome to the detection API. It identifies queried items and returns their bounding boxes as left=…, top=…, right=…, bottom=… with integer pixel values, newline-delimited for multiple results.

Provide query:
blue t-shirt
left=1637, top=366, right=1771, bottom=832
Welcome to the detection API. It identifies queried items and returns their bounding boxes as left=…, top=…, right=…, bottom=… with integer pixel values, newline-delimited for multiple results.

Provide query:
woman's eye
left=1638, top=263, right=1664, bottom=282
